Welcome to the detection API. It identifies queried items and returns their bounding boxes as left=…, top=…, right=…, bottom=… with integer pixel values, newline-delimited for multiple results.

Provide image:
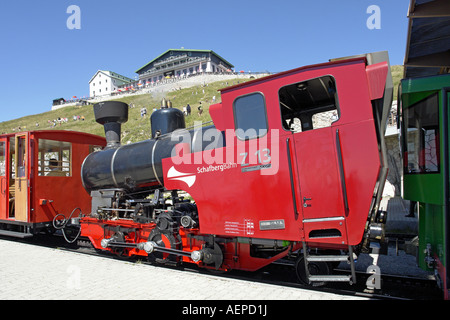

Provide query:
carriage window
left=17, top=136, right=26, bottom=178
left=279, top=76, right=339, bottom=132
left=234, top=93, right=268, bottom=140
left=403, top=92, right=440, bottom=174
left=0, top=142, right=5, bottom=176
left=9, top=138, right=15, bottom=179
left=38, top=139, right=72, bottom=177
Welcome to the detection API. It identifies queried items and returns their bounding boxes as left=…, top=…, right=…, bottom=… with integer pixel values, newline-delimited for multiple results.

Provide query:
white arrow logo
left=167, top=166, right=196, bottom=188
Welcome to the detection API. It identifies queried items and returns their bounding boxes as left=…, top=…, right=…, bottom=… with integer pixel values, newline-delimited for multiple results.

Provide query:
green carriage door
left=402, top=91, right=442, bottom=270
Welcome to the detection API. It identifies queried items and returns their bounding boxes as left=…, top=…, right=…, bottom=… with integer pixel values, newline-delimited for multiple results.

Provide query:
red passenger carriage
left=0, top=130, right=105, bottom=238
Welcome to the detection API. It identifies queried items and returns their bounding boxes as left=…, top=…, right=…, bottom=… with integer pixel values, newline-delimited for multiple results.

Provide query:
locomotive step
left=306, top=255, right=349, bottom=263
left=302, top=242, right=357, bottom=285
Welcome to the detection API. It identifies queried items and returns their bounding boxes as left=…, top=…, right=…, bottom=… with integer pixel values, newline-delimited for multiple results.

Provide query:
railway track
left=4, top=233, right=442, bottom=300
left=267, top=259, right=441, bottom=300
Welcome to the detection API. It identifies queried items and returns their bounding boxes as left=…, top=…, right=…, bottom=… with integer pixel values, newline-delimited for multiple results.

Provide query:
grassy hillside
left=0, top=66, right=404, bottom=143
left=0, top=77, right=252, bottom=144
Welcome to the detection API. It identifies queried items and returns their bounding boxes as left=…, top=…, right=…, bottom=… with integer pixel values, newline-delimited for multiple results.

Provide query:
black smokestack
left=93, top=101, right=129, bottom=148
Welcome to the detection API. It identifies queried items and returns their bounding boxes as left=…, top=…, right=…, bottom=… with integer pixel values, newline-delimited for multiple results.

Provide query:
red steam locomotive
left=0, top=51, right=393, bottom=285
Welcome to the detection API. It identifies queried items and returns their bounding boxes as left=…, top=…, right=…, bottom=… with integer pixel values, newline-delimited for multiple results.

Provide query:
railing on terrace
left=142, top=57, right=208, bottom=77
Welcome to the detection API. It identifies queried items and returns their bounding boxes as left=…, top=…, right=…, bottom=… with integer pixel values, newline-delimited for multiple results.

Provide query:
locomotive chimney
left=93, top=101, right=129, bottom=148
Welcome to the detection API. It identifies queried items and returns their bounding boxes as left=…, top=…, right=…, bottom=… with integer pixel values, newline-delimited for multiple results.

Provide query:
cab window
left=233, top=93, right=268, bottom=140
left=279, top=75, right=339, bottom=132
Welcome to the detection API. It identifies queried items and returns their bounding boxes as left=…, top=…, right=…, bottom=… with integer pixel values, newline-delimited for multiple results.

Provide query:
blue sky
left=0, top=0, right=409, bottom=123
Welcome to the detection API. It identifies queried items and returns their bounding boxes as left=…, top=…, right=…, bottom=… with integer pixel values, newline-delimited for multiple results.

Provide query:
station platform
left=0, top=238, right=365, bottom=301
left=0, top=196, right=427, bottom=302
left=382, top=196, right=418, bottom=235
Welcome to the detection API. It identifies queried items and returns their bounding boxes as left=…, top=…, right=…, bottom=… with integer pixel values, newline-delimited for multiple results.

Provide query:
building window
left=279, top=75, right=339, bottom=132
left=403, top=92, right=440, bottom=174
left=233, top=93, right=268, bottom=140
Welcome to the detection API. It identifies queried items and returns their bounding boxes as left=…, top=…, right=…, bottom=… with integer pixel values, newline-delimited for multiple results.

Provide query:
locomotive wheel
left=295, top=256, right=330, bottom=287
left=147, top=229, right=178, bottom=264
left=110, top=231, right=127, bottom=257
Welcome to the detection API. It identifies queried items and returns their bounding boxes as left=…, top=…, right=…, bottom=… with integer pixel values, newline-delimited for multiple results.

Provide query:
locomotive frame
left=78, top=51, right=393, bottom=285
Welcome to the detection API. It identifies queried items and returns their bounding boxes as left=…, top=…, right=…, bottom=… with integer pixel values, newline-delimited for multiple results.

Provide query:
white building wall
left=90, top=72, right=111, bottom=97
left=89, top=71, right=132, bottom=97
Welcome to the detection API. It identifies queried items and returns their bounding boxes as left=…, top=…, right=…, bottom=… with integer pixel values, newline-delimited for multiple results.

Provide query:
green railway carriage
left=399, top=74, right=450, bottom=299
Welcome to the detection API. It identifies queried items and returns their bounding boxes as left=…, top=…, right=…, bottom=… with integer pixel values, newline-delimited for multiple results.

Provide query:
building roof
left=135, top=49, right=234, bottom=74
left=404, top=0, right=450, bottom=78
left=89, top=70, right=134, bottom=84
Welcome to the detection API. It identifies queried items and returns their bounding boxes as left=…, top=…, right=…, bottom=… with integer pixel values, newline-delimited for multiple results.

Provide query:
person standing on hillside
left=186, top=104, right=191, bottom=116
left=141, top=107, right=147, bottom=118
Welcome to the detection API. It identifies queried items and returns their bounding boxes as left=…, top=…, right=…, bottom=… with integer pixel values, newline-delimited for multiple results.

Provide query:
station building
left=135, top=49, right=235, bottom=84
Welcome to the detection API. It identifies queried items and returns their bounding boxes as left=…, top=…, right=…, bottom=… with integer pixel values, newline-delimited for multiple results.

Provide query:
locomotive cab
left=167, top=51, right=392, bottom=249
left=162, top=52, right=393, bottom=283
